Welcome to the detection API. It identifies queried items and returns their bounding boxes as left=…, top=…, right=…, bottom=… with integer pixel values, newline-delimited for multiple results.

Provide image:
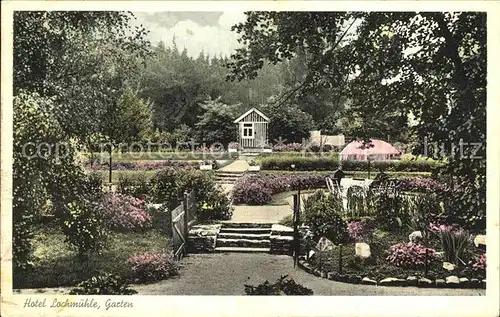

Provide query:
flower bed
left=232, top=173, right=327, bottom=205
left=295, top=185, right=486, bottom=289
left=84, top=160, right=199, bottom=171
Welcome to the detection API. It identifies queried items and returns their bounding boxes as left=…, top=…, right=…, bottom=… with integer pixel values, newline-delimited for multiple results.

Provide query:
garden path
left=223, top=205, right=291, bottom=223
left=218, top=159, right=249, bottom=172
left=130, top=253, right=485, bottom=295
left=15, top=253, right=486, bottom=296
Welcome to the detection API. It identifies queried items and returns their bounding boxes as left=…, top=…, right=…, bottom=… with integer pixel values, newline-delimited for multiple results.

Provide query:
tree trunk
left=108, top=144, right=113, bottom=190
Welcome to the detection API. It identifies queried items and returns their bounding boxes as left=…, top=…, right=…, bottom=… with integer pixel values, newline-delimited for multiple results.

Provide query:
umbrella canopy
left=340, top=139, right=400, bottom=161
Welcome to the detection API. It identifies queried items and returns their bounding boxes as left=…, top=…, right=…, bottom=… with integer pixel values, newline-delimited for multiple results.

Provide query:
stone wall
left=186, top=224, right=222, bottom=253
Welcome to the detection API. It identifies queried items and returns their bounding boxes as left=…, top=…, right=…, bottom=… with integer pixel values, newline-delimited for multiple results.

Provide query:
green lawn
left=91, top=170, right=157, bottom=184
left=14, top=225, right=170, bottom=289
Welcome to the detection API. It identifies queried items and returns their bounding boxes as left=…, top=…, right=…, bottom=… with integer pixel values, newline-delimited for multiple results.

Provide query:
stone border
left=297, top=256, right=486, bottom=289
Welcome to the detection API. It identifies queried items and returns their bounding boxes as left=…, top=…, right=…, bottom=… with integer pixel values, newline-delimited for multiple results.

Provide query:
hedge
left=232, top=173, right=327, bottom=205
left=259, top=156, right=444, bottom=172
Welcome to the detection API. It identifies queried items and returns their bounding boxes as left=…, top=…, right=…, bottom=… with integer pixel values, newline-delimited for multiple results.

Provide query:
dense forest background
left=137, top=37, right=414, bottom=146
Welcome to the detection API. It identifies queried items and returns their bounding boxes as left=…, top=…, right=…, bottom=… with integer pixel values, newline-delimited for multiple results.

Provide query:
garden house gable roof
left=233, top=108, right=270, bottom=123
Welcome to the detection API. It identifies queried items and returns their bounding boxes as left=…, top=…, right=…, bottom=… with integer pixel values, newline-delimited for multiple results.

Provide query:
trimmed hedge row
left=232, top=173, right=327, bottom=205
left=259, top=156, right=444, bottom=172
left=85, top=160, right=199, bottom=171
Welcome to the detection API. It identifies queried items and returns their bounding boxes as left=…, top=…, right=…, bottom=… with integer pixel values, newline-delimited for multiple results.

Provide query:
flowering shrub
left=127, top=252, right=179, bottom=282
left=429, top=222, right=458, bottom=233
left=271, top=142, right=304, bottom=152
left=472, top=253, right=486, bottom=271
left=232, top=173, right=327, bottom=205
left=102, top=193, right=152, bottom=232
left=391, top=177, right=451, bottom=193
left=347, top=220, right=372, bottom=242
left=84, top=160, right=198, bottom=171
left=386, top=243, right=436, bottom=268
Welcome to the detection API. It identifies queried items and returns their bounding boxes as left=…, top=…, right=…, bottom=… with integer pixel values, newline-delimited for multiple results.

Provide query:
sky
left=132, top=11, right=247, bottom=58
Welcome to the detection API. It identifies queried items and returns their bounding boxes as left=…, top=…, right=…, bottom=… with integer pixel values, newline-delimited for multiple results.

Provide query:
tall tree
left=195, top=98, right=238, bottom=147
left=101, top=87, right=151, bottom=184
left=12, top=11, right=151, bottom=271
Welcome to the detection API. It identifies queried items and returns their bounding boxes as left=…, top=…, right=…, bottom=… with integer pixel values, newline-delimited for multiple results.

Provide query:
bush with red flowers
left=127, top=252, right=179, bottom=282
left=102, top=193, right=152, bottom=232
left=386, top=242, right=436, bottom=268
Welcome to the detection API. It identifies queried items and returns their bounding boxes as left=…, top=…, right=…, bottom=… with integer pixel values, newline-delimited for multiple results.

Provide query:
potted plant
left=200, top=160, right=213, bottom=170
left=248, top=159, right=261, bottom=172
left=228, top=142, right=240, bottom=153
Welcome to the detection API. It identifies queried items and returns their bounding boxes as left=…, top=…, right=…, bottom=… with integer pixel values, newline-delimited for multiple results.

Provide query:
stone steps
left=219, top=227, right=273, bottom=234
left=217, top=238, right=271, bottom=248
left=214, top=247, right=270, bottom=253
left=215, top=171, right=244, bottom=185
left=215, top=223, right=272, bottom=253
left=218, top=232, right=270, bottom=240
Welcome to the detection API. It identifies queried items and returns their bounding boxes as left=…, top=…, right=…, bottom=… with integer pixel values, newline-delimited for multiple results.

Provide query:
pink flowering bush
left=127, top=252, right=179, bottom=282
left=232, top=173, right=327, bottom=205
left=472, top=253, right=486, bottom=271
left=347, top=221, right=372, bottom=242
left=386, top=243, right=436, bottom=268
left=102, top=193, right=152, bottom=232
left=272, top=142, right=304, bottom=152
left=429, top=222, right=458, bottom=233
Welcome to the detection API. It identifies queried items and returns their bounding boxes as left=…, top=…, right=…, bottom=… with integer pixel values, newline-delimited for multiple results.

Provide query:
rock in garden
left=445, top=276, right=460, bottom=285
left=361, top=277, right=377, bottom=285
left=380, top=277, right=406, bottom=286
left=355, top=243, right=371, bottom=259
left=418, top=278, right=433, bottom=287
left=442, top=262, right=456, bottom=271
left=316, top=237, right=335, bottom=251
left=435, top=279, right=445, bottom=287
left=459, top=277, right=470, bottom=286
left=474, top=235, right=486, bottom=248
left=409, top=231, right=423, bottom=243
left=327, top=272, right=336, bottom=280
left=321, top=271, right=328, bottom=278
left=407, top=276, right=418, bottom=286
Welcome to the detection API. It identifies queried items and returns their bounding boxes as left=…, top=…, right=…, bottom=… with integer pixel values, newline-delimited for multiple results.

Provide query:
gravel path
left=224, top=205, right=292, bottom=223
left=132, top=253, right=485, bottom=296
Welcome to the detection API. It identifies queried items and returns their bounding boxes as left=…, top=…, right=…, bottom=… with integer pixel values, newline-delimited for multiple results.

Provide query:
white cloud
left=138, top=11, right=246, bottom=58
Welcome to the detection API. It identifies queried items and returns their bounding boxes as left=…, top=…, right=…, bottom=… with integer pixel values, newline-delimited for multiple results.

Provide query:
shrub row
left=259, top=156, right=444, bottom=172
left=232, top=173, right=327, bottom=205
left=84, top=160, right=199, bottom=171
left=117, top=168, right=232, bottom=221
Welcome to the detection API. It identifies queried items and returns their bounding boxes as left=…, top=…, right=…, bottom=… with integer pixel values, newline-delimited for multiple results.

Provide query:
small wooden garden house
left=233, top=108, right=269, bottom=148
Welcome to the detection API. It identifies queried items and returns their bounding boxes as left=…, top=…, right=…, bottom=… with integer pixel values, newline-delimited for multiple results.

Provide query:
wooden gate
left=292, top=189, right=301, bottom=268
left=171, top=190, right=196, bottom=261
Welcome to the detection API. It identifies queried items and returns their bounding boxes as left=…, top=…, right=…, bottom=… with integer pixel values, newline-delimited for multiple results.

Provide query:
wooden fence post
left=338, top=244, right=343, bottom=274
left=293, top=193, right=299, bottom=269
left=183, top=191, right=189, bottom=255
left=424, top=248, right=429, bottom=277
